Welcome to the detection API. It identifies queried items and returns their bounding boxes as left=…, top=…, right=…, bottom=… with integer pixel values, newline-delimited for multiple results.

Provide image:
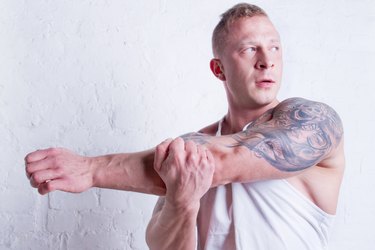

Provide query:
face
left=214, top=15, right=283, bottom=110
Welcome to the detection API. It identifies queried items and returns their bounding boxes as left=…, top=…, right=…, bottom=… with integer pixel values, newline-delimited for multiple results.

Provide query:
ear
left=210, top=59, right=226, bottom=81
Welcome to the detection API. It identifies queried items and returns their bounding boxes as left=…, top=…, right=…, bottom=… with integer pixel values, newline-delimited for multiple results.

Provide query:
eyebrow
left=239, top=38, right=280, bottom=47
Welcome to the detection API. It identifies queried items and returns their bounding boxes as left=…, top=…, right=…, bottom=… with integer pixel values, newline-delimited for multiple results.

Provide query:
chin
left=252, top=93, right=277, bottom=107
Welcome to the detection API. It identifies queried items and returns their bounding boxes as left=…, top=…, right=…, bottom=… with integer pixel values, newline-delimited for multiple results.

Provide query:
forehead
left=226, top=15, right=280, bottom=45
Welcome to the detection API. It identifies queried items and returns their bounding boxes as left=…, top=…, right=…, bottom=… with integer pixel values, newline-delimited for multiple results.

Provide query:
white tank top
left=197, top=119, right=335, bottom=250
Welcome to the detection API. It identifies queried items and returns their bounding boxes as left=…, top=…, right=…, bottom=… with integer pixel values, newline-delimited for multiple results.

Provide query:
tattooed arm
left=26, top=97, right=343, bottom=195
left=182, top=97, right=344, bottom=185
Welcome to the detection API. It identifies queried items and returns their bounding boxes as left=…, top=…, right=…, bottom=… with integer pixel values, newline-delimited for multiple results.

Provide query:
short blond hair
left=212, top=3, right=268, bottom=57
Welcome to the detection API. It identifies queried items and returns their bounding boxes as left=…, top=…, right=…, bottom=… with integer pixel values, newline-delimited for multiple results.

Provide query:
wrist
left=164, top=198, right=201, bottom=215
left=90, top=154, right=112, bottom=188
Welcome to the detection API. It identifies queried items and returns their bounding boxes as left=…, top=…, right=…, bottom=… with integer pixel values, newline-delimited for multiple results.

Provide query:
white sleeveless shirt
left=196, top=119, right=335, bottom=250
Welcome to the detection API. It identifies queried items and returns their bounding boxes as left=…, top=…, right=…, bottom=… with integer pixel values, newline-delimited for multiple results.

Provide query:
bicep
left=230, top=98, right=343, bottom=172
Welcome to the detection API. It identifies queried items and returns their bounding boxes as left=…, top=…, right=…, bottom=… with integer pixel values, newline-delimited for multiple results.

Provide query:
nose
left=255, top=50, right=274, bottom=69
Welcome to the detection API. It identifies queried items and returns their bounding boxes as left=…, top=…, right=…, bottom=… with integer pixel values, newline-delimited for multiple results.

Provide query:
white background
left=1, top=0, right=374, bottom=249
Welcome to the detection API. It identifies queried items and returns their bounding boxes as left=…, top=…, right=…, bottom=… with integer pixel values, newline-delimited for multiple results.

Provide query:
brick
left=79, top=210, right=113, bottom=232
left=0, top=190, right=36, bottom=213
left=11, top=213, right=35, bottom=233
left=99, top=189, right=130, bottom=209
left=129, top=229, right=149, bottom=250
left=67, top=232, right=127, bottom=250
left=49, top=189, right=98, bottom=210
left=127, top=192, right=157, bottom=217
left=47, top=210, right=78, bottom=233
left=113, top=211, right=143, bottom=232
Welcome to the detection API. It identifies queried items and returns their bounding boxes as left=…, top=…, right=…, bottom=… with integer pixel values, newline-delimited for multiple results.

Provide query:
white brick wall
left=1, top=0, right=374, bottom=249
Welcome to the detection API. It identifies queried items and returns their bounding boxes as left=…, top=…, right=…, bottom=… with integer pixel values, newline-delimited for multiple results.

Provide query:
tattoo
left=179, top=98, right=343, bottom=173
left=181, top=132, right=210, bottom=145
left=231, top=98, right=343, bottom=171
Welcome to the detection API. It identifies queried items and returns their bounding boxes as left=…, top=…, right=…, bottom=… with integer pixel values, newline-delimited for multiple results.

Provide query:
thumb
left=154, top=138, right=173, bottom=172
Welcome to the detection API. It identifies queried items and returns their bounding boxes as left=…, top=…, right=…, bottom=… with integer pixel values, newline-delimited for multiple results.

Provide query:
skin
left=25, top=15, right=345, bottom=250
left=147, top=16, right=344, bottom=249
left=146, top=139, right=214, bottom=250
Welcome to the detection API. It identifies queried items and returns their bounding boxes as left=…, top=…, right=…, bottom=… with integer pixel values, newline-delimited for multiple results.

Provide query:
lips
left=255, top=78, right=275, bottom=88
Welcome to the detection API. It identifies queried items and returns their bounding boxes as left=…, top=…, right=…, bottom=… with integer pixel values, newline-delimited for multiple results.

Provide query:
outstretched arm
left=25, top=148, right=165, bottom=195
left=25, top=97, right=343, bottom=194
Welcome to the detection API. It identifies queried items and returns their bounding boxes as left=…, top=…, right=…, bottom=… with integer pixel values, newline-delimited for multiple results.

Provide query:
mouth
left=255, top=78, right=275, bottom=88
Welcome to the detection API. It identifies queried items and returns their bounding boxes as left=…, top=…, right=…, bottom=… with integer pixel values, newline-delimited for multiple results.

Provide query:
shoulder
left=276, top=97, right=338, bottom=115
left=244, top=97, right=344, bottom=171
left=276, top=97, right=340, bottom=118
left=274, top=97, right=343, bottom=140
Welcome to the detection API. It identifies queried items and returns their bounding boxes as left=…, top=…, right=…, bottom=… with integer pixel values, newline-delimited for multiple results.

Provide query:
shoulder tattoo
left=231, top=98, right=343, bottom=172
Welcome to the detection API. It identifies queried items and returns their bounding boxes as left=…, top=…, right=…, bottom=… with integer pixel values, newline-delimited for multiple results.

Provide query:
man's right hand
left=146, top=138, right=215, bottom=250
left=153, top=137, right=215, bottom=210
left=25, top=148, right=95, bottom=195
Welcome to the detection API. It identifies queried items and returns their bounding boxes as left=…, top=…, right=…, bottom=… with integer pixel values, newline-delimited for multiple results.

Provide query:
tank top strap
left=216, top=117, right=252, bottom=136
left=216, top=117, right=224, bottom=136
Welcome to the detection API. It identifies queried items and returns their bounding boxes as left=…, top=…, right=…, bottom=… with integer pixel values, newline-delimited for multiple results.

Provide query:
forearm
left=146, top=201, right=199, bottom=250
left=199, top=135, right=267, bottom=186
left=92, top=149, right=166, bottom=195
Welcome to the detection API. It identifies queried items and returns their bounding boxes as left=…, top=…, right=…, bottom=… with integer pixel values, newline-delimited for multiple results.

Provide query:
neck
left=222, top=100, right=279, bottom=135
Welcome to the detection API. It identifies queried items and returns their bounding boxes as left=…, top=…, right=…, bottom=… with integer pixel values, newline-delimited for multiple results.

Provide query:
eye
left=270, top=46, right=280, bottom=52
left=243, top=47, right=256, bottom=53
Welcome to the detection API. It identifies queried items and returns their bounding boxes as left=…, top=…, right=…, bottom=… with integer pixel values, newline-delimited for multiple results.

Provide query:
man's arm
left=184, top=97, right=344, bottom=185
left=25, top=148, right=165, bottom=195
left=146, top=138, right=214, bottom=250
left=25, top=97, right=343, bottom=194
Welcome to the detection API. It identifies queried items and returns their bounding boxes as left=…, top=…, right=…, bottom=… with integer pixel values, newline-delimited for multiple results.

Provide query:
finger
left=37, top=179, right=67, bottom=195
left=185, top=141, right=198, bottom=166
left=169, top=137, right=185, bottom=152
left=195, top=144, right=205, bottom=163
left=168, top=137, right=185, bottom=163
left=30, top=169, right=62, bottom=187
left=154, top=138, right=173, bottom=171
left=25, top=148, right=56, bottom=164
left=25, top=157, right=56, bottom=179
left=185, top=140, right=197, bottom=153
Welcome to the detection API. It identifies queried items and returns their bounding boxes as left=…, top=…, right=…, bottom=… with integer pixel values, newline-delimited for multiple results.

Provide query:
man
left=25, top=3, right=345, bottom=250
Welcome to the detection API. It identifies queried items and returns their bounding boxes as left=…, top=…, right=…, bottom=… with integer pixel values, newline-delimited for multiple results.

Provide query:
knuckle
left=25, top=164, right=32, bottom=175
left=186, top=140, right=195, bottom=147
left=172, top=137, right=184, bottom=147
left=31, top=173, right=42, bottom=184
left=45, top=181, right=54, bottom=192
left=48, top=147, right=62, bottom=156
left=186, top=155, right=196, bottom=166
left=175, top=137, right=184, bottom=143
left=52, top=156, right=63, bottom=169
left=155, top=144, right=164, bottom=154
left=24, top=154, right=31, bottom=163
left=30, top=178, right=38, bottom=188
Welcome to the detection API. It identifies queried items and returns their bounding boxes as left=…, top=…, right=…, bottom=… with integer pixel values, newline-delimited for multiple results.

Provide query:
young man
left=25, top=3, right=345, bottom=250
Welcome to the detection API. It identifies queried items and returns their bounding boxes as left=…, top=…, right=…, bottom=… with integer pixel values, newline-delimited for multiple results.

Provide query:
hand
left=25, top=148, right=95, bottom=195
left=154, top=138, right=215, bottom=210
